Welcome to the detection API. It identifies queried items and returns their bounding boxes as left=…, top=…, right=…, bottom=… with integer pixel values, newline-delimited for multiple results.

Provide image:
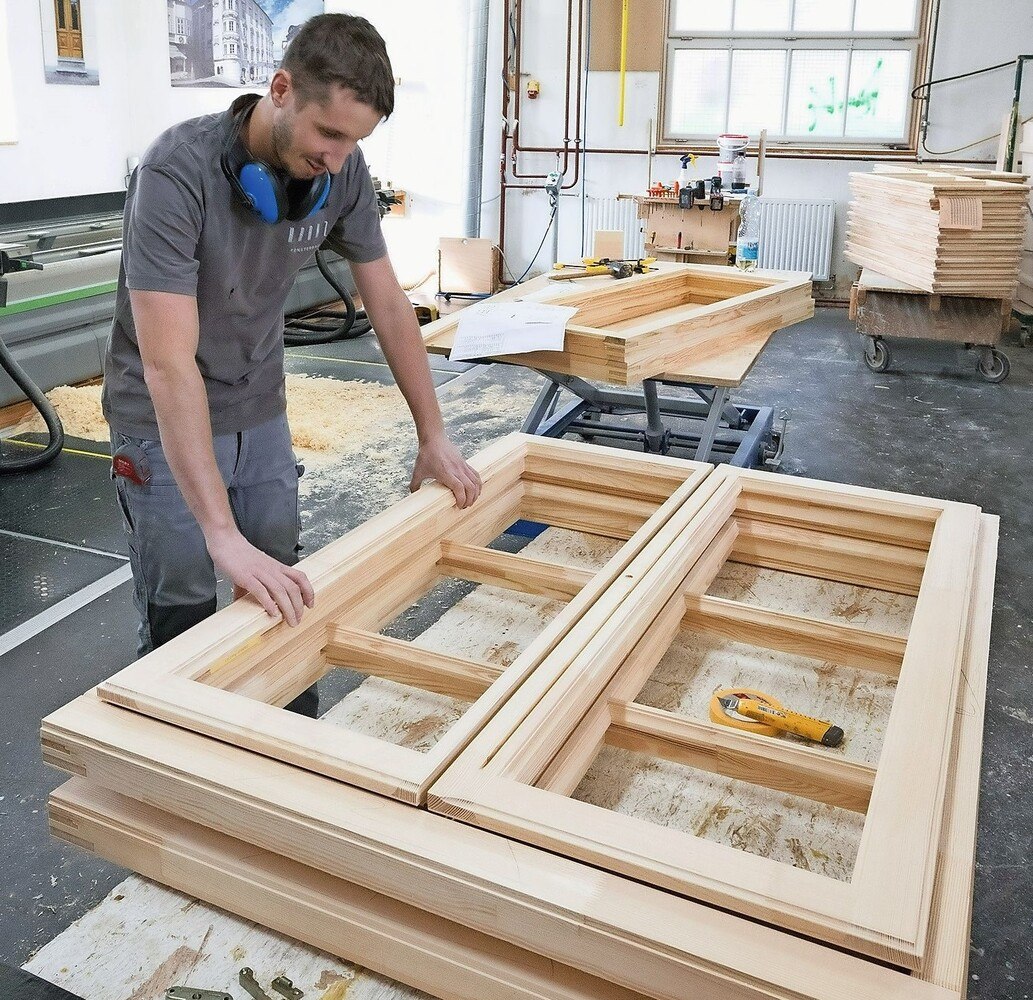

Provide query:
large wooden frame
left=95, top=434, right=712, bottom=804
left=41, top=512, right=996, bottom=1000
left=421, top=262, right=814, bottom=385
left=430, top=463, right=983, bottom=966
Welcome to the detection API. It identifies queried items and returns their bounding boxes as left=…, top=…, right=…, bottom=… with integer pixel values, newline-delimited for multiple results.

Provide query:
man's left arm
left=350, top=255, right=482, bottom=508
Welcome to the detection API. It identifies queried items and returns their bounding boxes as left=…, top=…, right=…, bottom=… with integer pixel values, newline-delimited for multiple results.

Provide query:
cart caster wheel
left=977, top=348, right=1010, bottom=383
left=864, top=338, right=890, bottom=373
left=1020, top=326, right=1032, bottom=348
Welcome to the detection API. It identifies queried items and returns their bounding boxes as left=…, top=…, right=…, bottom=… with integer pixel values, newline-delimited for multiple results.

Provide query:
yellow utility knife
left=717, top=694, right=844, bottom=747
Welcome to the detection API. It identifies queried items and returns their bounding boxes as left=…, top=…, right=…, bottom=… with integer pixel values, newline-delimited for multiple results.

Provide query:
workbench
left=628, top=192, right=746, bottom=265
left=421, top=263, right=811, bottom=467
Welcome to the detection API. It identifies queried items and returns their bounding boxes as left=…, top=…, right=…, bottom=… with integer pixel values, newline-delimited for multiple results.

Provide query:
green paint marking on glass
left=0, top=281, right=117, bottom=316
left=806, top=59, right=883, bottom=132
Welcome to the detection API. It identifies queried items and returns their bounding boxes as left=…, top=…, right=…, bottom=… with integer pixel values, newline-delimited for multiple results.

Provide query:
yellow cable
left=618, top=0, right=629, bottom=127
left=4, top=437, right=109, bottom=460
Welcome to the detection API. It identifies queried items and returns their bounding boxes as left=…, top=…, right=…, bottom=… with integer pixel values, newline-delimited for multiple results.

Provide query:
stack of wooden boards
left=421, top=261, right=814, bottom=384
left=42, top=434, right=997, bottom=1000
left=1016, top=125, right=1033, bottom=314
left=846, top=165, right=1030, bottom=297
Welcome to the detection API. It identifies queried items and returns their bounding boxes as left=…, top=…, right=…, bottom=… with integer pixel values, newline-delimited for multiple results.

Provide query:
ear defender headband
left=221, top=98, right=331, bottom=225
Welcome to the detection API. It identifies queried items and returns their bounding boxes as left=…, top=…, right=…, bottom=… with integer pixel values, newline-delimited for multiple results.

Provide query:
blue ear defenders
left=221, top=97, right=331, bottom=225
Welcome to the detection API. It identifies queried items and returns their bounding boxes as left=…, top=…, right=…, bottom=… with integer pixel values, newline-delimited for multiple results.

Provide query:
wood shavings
left=285, top=375, right=406, bottom=457
left=13, top=376, right=409, bottom=463
left=14, top=383, right=107, bottom=441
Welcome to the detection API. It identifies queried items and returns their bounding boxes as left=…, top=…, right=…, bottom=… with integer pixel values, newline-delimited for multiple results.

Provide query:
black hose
left=283, top=250, right=372, bottom=345
left=0, top=334, right=64, bottom=474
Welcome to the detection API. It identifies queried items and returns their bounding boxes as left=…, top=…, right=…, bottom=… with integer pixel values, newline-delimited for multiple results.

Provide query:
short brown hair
left=282, top=14, right=394, bottom=118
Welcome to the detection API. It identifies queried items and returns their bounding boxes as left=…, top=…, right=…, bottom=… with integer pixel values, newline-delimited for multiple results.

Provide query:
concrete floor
left=1, top=310, right=1030, bottom=998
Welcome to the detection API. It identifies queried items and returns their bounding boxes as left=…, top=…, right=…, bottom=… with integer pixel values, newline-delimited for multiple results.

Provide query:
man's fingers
left=287, top=566, right=315, bottom=608
left=465, top=465, right=482, bottom=503
left=246, top=578, right=280, bottom=620
left=265, top=575, right=300, bottom=627
left=447, top=473, right=469, bottom=509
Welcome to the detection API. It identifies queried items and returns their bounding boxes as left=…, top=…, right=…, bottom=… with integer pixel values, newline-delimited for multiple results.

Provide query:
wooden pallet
left=850, top=269, right=1012, bottom=346
left=420, top=262, right=814, bottom=385
left=40, top=438, right=996, bottom=1000
left=845, top=167, right=1030, bottom=297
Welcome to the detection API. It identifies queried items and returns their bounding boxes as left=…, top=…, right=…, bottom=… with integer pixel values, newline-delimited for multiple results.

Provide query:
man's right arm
left=130, top=289, right=313, bottom=626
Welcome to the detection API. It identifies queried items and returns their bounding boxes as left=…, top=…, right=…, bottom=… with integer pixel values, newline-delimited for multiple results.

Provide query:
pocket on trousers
left=114, top=478, right=136, bottom=534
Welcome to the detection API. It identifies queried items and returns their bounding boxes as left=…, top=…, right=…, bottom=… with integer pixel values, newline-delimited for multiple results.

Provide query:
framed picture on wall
left=169, top=0, right=324, bottom=88
left=40, top=0, right=100, bottom=85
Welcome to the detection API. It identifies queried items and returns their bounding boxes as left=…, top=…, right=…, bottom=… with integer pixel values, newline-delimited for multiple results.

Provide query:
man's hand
left=410, top=435, right=482, bottom=508
left=206, top=526, right=315, bottom=626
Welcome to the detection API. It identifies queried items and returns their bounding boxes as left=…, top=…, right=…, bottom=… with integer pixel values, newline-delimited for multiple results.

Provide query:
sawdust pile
left=15, top=383, right=108, bottom=441
left=14, top=376, right=409, bottom=460
left=285, top=374, right=406, bottom=456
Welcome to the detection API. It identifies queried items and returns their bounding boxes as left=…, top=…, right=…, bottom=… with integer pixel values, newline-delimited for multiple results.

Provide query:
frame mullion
left=438, top=542, right=593, bottom=601
left=323, top=625, right=503, bottom=702
left=608, top=703, right=877, bottom=813
left=685, top=593, right=907, bottom=673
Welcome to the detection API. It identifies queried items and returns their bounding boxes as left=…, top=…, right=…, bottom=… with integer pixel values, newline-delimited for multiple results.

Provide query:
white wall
left=323, top=1, right=473, bottom=282
left=0, top=0, right=473, bottom=286
left=1, top=0, right=132, bottom=201
left=496, top=0, right=1033, bottom=296
left=0, top=3, right=16, bottom=144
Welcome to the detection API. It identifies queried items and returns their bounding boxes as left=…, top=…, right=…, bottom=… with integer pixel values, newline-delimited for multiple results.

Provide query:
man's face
left=271, top=77, right=383, bottom=180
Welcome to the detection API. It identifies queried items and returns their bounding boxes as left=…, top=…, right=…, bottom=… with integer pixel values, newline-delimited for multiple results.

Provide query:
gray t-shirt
left=102, top=95, right=387, bottom=438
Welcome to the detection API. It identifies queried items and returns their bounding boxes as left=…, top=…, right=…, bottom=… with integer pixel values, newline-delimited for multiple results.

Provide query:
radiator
left=757, top=198, right=836, bottom=281
left=581, top=197, right=645, bottom=260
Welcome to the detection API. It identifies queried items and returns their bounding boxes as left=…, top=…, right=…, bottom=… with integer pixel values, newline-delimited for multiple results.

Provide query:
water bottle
left=735, top=194, right=760, bottom=272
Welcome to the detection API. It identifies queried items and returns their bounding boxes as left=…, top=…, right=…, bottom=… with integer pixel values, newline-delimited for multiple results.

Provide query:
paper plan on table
left=449, top=301, right=578, bottom=361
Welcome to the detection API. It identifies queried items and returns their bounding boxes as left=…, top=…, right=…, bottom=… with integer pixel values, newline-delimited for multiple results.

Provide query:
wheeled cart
left=850, top=267, right=1012, bottom=382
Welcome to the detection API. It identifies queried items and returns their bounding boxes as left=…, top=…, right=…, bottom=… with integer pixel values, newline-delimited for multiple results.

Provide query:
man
left=102, top=14, right=481, bottom=717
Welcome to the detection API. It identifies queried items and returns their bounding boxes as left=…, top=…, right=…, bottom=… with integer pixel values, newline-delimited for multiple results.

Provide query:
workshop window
left=661, top=0, right=928, bottom=153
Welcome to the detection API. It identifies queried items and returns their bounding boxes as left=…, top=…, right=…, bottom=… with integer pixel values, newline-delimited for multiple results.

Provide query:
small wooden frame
left=431, top=464, right=984, bottom=967
left=420, top=262, right=814, bottom=385
left=95, top=434, right=711, bottom=805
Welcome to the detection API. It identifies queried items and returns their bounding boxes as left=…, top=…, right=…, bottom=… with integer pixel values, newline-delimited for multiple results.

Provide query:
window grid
left=663, top=0, right=923, bottom=149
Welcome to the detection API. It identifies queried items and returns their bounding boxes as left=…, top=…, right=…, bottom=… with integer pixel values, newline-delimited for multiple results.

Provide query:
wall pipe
left=462, top=0, right=491, bottom=237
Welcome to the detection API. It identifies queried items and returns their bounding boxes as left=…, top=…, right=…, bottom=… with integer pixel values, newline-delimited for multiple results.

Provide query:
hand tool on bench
left=711, top=687, right=844, bottom=747
left=549, top=256, right=657, bottom=281
left=166, top=989, right=232, bottom=1000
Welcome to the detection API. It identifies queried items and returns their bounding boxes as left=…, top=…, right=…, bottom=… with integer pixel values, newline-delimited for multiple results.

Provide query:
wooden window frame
left=430, top=462, right=983, bottom=967
left=42, top=511, right=997, bottom=1000
left=421, top=263, right=814, bottom=385
left=656, top=0, right=936, bottom=159
left=95, top=435, right=712, bottom=806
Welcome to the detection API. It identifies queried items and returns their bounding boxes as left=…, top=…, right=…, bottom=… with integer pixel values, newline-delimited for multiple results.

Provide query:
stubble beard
left=271, top=113, right=296, bottom=177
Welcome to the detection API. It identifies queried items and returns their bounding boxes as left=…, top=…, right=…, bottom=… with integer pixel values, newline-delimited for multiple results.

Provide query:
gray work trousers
left=109, top=412, right=318, bottom=718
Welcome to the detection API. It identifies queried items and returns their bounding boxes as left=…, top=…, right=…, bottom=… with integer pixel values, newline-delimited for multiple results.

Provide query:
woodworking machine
left=0, top=204, right=359, bottom=408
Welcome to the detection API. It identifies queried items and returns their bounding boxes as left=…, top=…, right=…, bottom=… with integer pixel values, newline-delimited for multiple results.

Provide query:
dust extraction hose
left=283, top=250, right=372, bottom=345
left=0, top=335, right=64, bottom=473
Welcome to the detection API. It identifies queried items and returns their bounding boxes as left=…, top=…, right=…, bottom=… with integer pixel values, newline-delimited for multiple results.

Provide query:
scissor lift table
left=422, top=269, right=796, bottom=468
